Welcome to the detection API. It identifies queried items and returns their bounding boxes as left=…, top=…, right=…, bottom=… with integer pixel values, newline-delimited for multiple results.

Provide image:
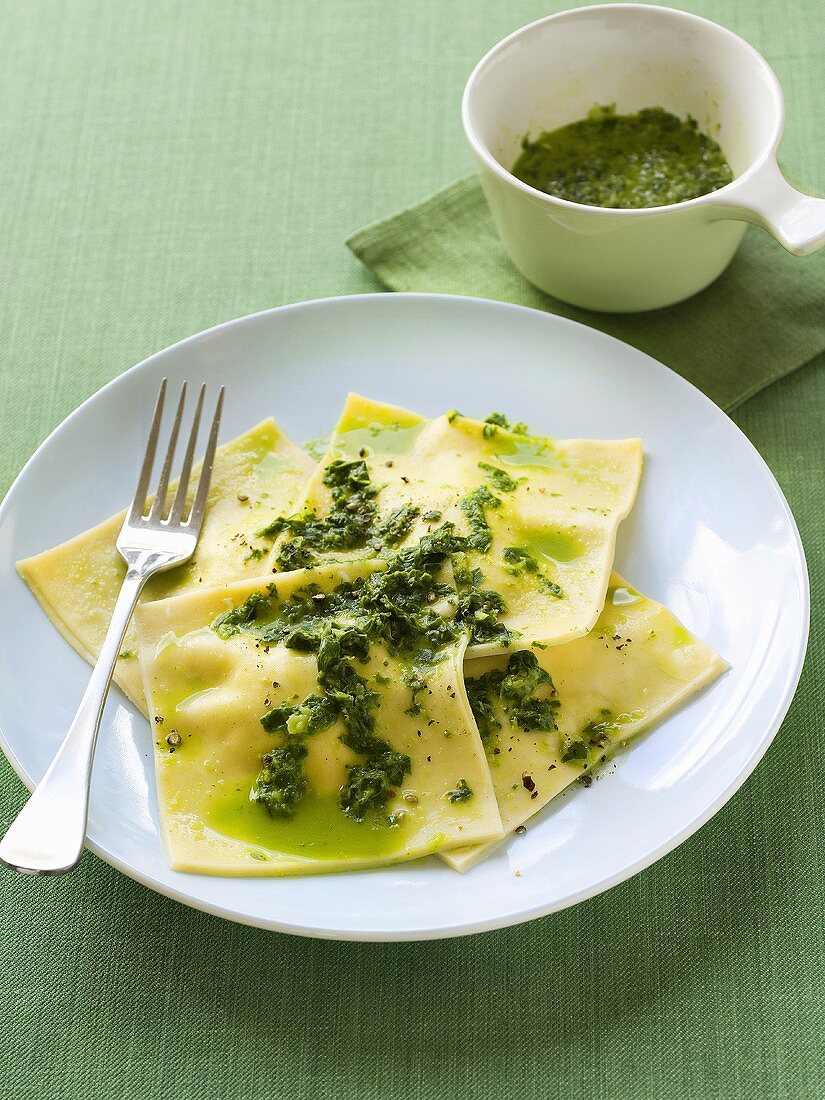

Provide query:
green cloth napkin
left=348, top=174, right=825, bottom=410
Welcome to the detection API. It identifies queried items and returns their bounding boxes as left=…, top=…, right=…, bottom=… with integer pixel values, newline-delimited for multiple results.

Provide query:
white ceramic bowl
left=462, top=4, right=825, bottom=312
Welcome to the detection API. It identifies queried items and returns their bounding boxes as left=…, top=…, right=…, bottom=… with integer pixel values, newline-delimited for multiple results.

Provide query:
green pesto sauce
left=335, top=421, right=425, bottom=458
left=207, top=789, right=410, bottom=861
left=259, top=457, right=381, bottom=569
left=446, top=778, right=474, bottom=803
left=521, top=528, right=586, bottom=565
left=512, top=106, right=734, bottom=209
left=478, top=462, right=521, bottom=493
left=465, top=650, right=560, bottom=752
left=563, top=706, right=648, bottom=763
left=491, top=436, right=566, bottom=470
left=211, top=524, right=510, bottom=823
left=153, top=674, right=217, bottom=721
left=483, top=412, right=530, bottom=435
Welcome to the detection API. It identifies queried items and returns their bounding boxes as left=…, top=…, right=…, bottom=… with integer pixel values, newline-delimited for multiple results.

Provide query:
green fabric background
left=0, top=2, right=821, bottom=1098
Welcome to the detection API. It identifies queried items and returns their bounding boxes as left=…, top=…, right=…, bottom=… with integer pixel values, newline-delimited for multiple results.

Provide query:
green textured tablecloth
left=0, top=2, right=822, bottom=1098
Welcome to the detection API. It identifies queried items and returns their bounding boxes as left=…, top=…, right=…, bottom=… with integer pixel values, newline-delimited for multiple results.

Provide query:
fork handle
left=0, top=565, right=150, bottom=874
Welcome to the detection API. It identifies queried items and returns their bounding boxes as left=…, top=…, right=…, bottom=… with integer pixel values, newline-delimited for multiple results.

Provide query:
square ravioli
left=443, top=575, right=727, bottom=871
left=17, top=420, right=314, bottom=712
left=135, top=553, right=502, bottom=876
left=258, top=394, right=643, bottom=656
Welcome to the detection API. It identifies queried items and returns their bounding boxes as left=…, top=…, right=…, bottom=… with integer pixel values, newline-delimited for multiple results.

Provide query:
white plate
left=0, top=294, right=809, bottom=940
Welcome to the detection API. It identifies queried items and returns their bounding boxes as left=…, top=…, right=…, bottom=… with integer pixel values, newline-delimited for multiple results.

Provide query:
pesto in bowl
left=512, top=105, right=733, bottom=209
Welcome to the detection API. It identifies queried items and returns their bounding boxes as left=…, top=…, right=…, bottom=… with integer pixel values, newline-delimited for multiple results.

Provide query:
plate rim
left=0, top=292, right=810, bottom=940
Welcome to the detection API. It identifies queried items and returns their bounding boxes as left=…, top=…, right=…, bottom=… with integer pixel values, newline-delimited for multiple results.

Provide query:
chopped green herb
left=446, top=778, right=473, bottom=803
left=563, top=707, right=644, bottom=767
left=459, top=486, right=501, bottom=553
left=259, top=459, right=423, bottom=565
left=374, top=503, right=420, bottom=547
left=259, top=458, right=380, bottom=568
left=478, top=462, right=521, bottom=493
left=580, top=708, right=637, bottom=752
left=456, top=583, right=511, bottom=647
left=254, top=617, right=408, bottom=824
left=499, top=651, right=560, bottom=731
left=465, top=650, right=559, bottom=749
left=484, top=412, right=529, bottom=435
left=502, top=546, right=538, bottom=575
left=276, top=539, right=318, bottom=571
left=502, top=546, right=565, bottom=599
left=401, top=668, right=428, bottom=717
left=339, top=751, right=411, bottom=822
left=217, top=525, right=465, bottom=657
left=325, top=457, right=375, bottom=503
left=561, top=740, right=588, bottom=763
left=315, top=634, right=379, bottom=744
left=213, top=588, right=275, bottom=638
left=582, top=715, right=613, bottom=750
left=453, top=561, right=513, bottom=648
left=540, top=577, right=565, bottom=599
left=260, top=694, right=339, bottom=737
left=465, top=675, right=501, bottom=745
left=254, top=693, right=341, bottom=815
left=252, top=736, right=308, bottom=817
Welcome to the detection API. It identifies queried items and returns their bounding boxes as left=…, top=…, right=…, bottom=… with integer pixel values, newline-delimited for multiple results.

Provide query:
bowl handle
left=710, top=158, right=825, bottom=256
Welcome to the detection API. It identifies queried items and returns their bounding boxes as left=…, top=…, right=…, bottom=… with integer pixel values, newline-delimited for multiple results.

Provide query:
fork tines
left=128, top=379, right=224, bottom=534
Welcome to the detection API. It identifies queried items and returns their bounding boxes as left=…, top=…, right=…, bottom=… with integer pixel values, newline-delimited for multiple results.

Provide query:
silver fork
left=0, top=379, right=224, bottom=875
